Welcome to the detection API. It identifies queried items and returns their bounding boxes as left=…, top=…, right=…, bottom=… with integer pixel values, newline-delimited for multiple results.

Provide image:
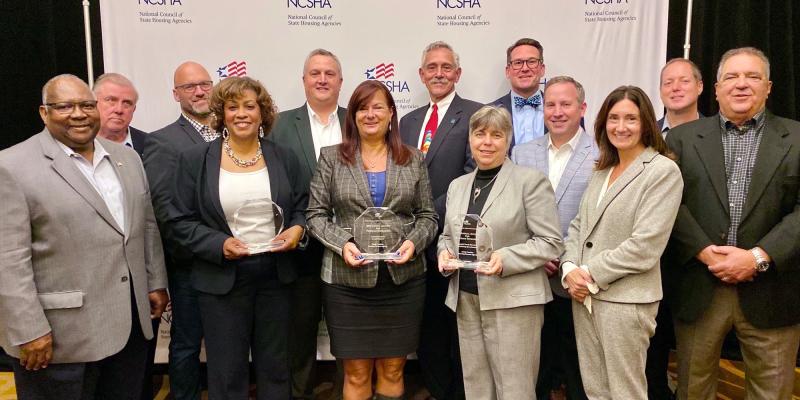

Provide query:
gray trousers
left=572, top=298, right=658, bottom=400
left=456, top=292, right=543, bottom=400
left=675, top=285, right=800, bottom=400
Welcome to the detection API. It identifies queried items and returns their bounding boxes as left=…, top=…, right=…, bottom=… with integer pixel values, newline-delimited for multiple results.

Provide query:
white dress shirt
left=219, top=167, right=273, bottom=239
left=56, top=139, right=126, bottom=232
left=547, top=129, right=584, bottom=189
left=307, top=105, right=342, bottom=160
left=416, top=90, right=456, bottom=148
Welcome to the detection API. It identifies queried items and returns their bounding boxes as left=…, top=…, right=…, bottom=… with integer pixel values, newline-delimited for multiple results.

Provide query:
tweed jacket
left=438, top=159, right=564, bottom=311
left=306, top=145, right=438, bottom=288
left=561, top=147, right=683, bottom=303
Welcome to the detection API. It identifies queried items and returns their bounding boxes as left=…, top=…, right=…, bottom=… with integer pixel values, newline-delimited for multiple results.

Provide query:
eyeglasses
left=175, top=81, right=213, bottom=93
left=45, top=101, right=98, bottom=114
left=508, top=58, right=543, bottom=70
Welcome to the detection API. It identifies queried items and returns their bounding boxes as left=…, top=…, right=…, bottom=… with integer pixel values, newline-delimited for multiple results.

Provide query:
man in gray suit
left=0, top=74, right=168, bottom=400
left=399, top=41, right=482, bottom=400
left=270, top=48, right=346, bottom=400
left=143, top=61, right=216, bottom=400
left=511, top=76, right=596, bottom=400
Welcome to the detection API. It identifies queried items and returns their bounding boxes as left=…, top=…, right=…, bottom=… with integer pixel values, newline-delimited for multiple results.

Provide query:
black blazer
left=143, top=116, right=206, bottom=268
left=169, top=137, right=308, bottom=294
left=665, top=112, right=800, bottom=329
left=129, top=126, right=147, bottom=157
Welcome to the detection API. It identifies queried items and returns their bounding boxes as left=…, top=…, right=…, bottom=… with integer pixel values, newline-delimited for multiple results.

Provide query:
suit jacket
left=491, top=92, right=548, bottom=154
left=168, top=137, right=307, bottom=295
left=306, top=145, right=438, bottom=288
left=562, top=147, right=683, bottom=303
left=270, top=104, right=346, bottom=276
left=143, top=115, right=206, bottom=269
left=0, top=130, right=167, bottom=363
left=511, top=130, right=599, bottom=297
left=130, top=126, right=147, bottom=157
left=665, top=112, right=800, bottom=328
left=438, top=159, right=564, bottom=311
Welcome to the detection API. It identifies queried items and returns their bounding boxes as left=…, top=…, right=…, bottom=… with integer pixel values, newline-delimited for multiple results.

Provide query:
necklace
left=362, top=149, right=386, bottom=170
left=224, top=137, right=263, bottom=168
left=472, top=174, right=499, bottom=203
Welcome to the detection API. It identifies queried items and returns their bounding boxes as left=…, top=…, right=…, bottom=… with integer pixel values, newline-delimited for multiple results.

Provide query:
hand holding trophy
left=352, top=207, right=404, bottom=261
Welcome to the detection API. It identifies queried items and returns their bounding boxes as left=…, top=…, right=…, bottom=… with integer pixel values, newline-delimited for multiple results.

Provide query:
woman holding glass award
left=560, top=86, right=682, bottom=399
left=169, top=76, right=307, bottom=400
left=437, top=105, right=564, bottom=399
left=306, top=80, right=437, bottom=400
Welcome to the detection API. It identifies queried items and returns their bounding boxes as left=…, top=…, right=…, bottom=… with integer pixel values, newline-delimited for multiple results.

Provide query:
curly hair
left=209, top=76, right=277, bottom=135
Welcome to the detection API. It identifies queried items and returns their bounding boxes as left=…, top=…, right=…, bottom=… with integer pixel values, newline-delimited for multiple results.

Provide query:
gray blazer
left=561, top=147, right=682, bottom=303
left=438, top=159, right=564, bottom=311
left=306, top=145, right=438, bottom=288
left=0, top=130, right=167, bottom=363
left=512, top=130, right=599, bottom=297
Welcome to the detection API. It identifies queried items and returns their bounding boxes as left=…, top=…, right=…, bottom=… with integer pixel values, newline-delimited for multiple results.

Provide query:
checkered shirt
left=182, top=113, right=219, bottom=142
left=720, top=111, right=765, bottom=246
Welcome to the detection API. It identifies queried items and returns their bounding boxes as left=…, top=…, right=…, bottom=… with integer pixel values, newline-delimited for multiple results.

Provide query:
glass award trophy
left=445, top=214, right=493, bottom=271
left=353, top=207, right=404, bottom=260
left=232, top=198, right=285, bottom=254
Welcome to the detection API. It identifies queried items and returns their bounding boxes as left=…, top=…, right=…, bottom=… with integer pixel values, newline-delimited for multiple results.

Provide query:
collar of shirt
left=56, top=138, right=110, bottom=167
left=662, top=112, right=701, bottom=133
left=182, top=112, right=218, bottom=139
left=417, top=90, right=457, bottom=147
left=719, top=109, right=766, bottom=133
left=547, top=128, right=584, bottom=154
left=307, top=104, right=339, bottom=127
left=122, top=127, right=134, bottom=148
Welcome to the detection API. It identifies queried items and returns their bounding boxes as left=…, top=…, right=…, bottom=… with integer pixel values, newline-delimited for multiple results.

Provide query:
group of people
left=0, top=36, right=798, bottom=400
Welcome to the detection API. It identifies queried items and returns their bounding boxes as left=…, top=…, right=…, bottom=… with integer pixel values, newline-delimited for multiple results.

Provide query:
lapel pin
left=450, top=118, right=456, bottom=124
left=117, top=162, right=123, bottom=167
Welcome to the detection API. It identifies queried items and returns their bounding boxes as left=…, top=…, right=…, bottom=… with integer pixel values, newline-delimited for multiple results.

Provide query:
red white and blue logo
left=217, top=60, right=247, bottom=78
left=364, top=63, right=409, bottom=93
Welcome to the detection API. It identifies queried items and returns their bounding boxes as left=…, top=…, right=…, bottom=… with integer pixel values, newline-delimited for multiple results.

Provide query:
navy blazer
left=169, top=137, right=308, bottom=294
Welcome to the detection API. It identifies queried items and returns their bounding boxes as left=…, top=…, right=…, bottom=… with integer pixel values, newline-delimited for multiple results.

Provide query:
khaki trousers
left=573, top=299, right=658, bottom=400
left=675, top=285, right=800, bottom=400
left=456, top=292, right=544, bottom=400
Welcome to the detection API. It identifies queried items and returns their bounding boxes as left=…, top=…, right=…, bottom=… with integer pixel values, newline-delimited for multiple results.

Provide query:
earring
left=258, top=126, right=265, bottom=138
left=222, top=127, right=229, bottom=139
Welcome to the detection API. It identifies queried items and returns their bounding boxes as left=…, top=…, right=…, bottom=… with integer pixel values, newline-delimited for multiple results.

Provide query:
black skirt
left=323, top=264, right=425, bottom=359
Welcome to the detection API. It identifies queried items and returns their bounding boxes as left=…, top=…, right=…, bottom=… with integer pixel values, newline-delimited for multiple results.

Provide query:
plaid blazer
left=307, top=145, right=437, bottom=288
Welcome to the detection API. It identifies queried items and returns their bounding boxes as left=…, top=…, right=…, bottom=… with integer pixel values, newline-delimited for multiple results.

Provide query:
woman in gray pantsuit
left=561, top=86, right=683, bottom=399
left=437, top=105, right=564, bottom=400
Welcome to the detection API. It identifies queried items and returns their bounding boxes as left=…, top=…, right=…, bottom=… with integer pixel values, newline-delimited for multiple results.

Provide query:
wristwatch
left=750, top=248, right=770, bottom=272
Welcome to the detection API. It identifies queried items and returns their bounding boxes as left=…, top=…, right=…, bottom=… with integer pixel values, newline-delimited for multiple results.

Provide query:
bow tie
left=514, top=93, right=542, bottom=108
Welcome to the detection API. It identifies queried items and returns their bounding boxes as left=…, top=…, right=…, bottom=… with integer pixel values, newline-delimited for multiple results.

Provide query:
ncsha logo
left=288, top=0, right=332, bottom=8
left=364, top=63, right=410, bottom=93
left=217, top=61, right=247, bottom=78
left=139, top=0, right=182, bottom=5
left=437, top=0, right=481, bottom=8
left=585, top=0, right=628, bottom=4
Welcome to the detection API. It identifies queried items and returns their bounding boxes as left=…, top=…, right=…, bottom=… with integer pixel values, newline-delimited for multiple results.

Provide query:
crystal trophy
left=232, top=198, right=285, bottom=254
left=445, top=214, right=493, bottom=271
left=353, top=207, right=404, bottom=260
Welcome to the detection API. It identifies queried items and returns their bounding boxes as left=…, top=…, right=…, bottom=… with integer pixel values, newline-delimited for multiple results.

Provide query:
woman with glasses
left=561, top=86, right=683, bottom=399
left=169, top=76, right=307, bottom=400
left=306, top=80, right=437, bottom=400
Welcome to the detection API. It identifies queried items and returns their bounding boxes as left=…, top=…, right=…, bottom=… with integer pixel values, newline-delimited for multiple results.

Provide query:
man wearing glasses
left=142, top=61, right=217, bottom=400
left=93, top=73, right=148, bottom=157
left=492, top=38, right=548, bottom=152
left=0, top=74, right=168, bottom=399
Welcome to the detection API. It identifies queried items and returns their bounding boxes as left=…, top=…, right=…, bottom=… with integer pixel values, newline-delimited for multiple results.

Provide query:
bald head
left=42, top=74, right=92, bottom=104
left=172, top=61, right=213, bottom=121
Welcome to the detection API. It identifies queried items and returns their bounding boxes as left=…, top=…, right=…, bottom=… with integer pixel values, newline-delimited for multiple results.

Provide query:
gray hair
left=544, top=76, right=586, bottom=104
left=661, top=58, right=703, bottom=83
left=469, top=105, right=512, bottom=142
left=41, top=74, right=90, bottom=104
left=421, top=41, right=460, bottom=69
left=303, top=48, right=343, bottom=76
left=93, top=72, right=139, bottom=103
left=716, top=47, right=770, bottom=81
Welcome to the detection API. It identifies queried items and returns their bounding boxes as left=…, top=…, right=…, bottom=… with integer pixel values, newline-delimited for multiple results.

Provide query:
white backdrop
left=100, top=0, right=669, bottom=362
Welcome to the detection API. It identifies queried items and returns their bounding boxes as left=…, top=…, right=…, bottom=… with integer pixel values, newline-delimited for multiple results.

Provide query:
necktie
left=420, top=104, right=438, bottom=155
left=514, top=93, right=542, bottom=108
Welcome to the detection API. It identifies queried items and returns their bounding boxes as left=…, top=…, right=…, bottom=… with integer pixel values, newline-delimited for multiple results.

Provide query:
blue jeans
left=168, top=266, right=203, bottom=400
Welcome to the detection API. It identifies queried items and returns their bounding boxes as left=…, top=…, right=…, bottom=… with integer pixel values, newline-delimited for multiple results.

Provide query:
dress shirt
left=56, top=139, right=126, bottom=232
left=182, top=112, right=219, bottom=142
left=416, top=90, right=456, bottom=148
left=511, top=89, right=545, bottom=146
left=720, top=111, right=765, bottom=246
left=307, top=105, right=342, bottom=159
left=547, top=130, right=584, bottom=189
left=122, top=128, right=134, bottom=148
